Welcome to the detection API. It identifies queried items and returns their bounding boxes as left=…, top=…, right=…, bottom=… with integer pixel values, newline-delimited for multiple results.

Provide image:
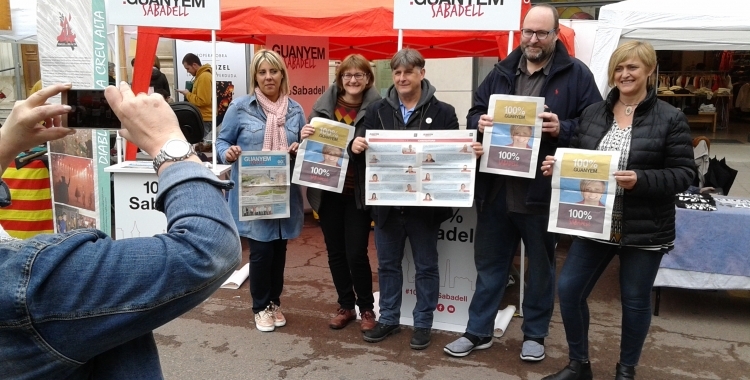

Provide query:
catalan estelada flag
left=0, top=159, right=54, bottom=239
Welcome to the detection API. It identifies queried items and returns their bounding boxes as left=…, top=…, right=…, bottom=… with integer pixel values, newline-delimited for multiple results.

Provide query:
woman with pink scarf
left=216, top=49, right=305, bottom=333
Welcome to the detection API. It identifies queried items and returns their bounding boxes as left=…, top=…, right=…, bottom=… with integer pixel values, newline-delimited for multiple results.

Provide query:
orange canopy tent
left=128, top=0, right=574, bottom=158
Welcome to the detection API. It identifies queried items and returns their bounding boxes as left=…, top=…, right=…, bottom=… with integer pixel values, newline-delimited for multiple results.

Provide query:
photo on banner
left=238, top=152, right=290, bottom=221
left=548, top=148, right=620, bottom=240
left=292, top=118, right=354, bottom=192
left=479, top=94, right=544, bottom=178
left=365, top=130, right=477, bottom=208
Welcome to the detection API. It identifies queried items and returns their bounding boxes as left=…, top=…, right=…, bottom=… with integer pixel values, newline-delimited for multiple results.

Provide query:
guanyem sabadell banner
left=265, top=35, right=329, bottom=118
left=548, top=148, right=621, bottom=240
left=398, top=207, right=516, bottom=335
left=174, top=40, right=248, bottom=117
left=38, top=0, right=113, bottom=234
left=393, top=0, right=522, bottom=31
left=105, top=0, right=220, bottom=30
left=364, top=130, right=477, bottom=208
left=292, top=118, right=354, bottom=192
left=479, top=94, right=544, bottom=179
left=238, top=152, right=290, bottom=221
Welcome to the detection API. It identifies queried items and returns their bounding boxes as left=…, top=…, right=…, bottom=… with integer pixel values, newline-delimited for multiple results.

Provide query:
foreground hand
left=540, top=106, right=561, bottom=137
left=106, top=82, right=184, bottom=157
left=614, top=170, right=637, bottom=190
left=0, top=83, right=75, bottom=163
left=477, top=114, right=493, bottom=134
left=351, top=137, right=368, bottom=154
left=224, top=145, right=242, bottom=163
left=541, top=155, right=556, bottom=176
left=300, top=124, right=315, bottom=140
left=471, top=141, right=484, bottom=158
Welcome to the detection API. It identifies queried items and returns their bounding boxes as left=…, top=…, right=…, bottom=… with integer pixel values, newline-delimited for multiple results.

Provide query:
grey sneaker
left=520, top=340, right=546, bottom=361
left=444, top=335, right=493, bottom=357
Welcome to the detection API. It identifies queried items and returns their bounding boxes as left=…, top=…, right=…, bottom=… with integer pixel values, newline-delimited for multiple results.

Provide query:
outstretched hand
left=105, top=82, right=184, bottom=158
left=0, top=83, right=76, bottom=169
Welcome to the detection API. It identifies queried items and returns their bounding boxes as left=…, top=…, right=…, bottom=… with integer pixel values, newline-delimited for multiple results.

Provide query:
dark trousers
left=558, top=238, right=664, bottom=366
left=318, top=191, right=374, bottom=310
left=248, top=238, right=287, bottom=313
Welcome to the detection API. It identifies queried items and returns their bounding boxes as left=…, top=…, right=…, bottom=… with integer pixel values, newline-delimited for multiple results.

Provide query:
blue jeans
left=558, top=238, right=664, bottom=366
left=248, top=238, right=287, bottom=313
left=374, top=209, right=440, bottom=329
left=466, top=194, right=557, bottom=339
left=0, top=162, right=241, bottom=379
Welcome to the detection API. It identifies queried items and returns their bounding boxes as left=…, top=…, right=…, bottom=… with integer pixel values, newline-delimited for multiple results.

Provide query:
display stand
left=105, top=161, right=230, bottom=240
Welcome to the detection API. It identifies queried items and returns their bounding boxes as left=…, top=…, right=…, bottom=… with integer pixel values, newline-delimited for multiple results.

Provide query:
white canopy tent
left=0, top=0, right=37, bottom=43
left=589, top=0, right=750, bottom=97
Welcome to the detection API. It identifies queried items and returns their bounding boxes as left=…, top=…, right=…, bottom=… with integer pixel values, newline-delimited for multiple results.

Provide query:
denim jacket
left=216, top=94, right=305, bottom=242
left=0, top=162, right=241, bottom=379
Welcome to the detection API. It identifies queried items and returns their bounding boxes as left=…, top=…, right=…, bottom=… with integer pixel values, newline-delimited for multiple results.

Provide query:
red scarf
left=254, top=87, right=289, bottom=151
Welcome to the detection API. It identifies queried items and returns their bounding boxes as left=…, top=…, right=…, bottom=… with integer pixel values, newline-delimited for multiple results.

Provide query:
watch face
left=164, top=140, right=191, bottom=158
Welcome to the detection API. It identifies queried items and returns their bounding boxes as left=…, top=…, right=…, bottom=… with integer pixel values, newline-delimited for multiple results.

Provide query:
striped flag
left=0, top=159, right=54, bottom=239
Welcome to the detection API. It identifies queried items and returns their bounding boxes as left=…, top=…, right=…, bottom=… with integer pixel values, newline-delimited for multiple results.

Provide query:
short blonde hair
left=510, top=125, right=532, bottom=136
left=607, top=41, right=657, bottom=88
left=250, top=49, right=290, bottom=95
left=580, top=179, right=606, bottom=193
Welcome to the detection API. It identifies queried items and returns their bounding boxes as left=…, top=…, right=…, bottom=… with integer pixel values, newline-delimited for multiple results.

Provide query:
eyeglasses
left=520, top=29, right=556, bottom=40
left=342, top=73, right=366, bottom=81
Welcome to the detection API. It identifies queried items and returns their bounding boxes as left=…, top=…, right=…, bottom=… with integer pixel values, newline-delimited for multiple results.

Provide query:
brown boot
left=329, top=308, right=356, bottom=329
left=360, top=310, right=377, bottom=332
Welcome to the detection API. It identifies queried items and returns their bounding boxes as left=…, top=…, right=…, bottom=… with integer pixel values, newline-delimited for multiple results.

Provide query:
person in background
left=216, top=49, right=305, bottom=333
left=301, top=54, right=381, bottom=332
left=444, top=4, right=602, bottom=361
left=29, top=80, right=43, bottom=96
left=108, top=62, right=117, bottom=86
left=0, top=82, right=240, bottom=379
left=131, top=56, right=171, bottom=101
left=540, top=41, right=694, bottom=380
left=178, top=53, right=213, bottom=149
left=351, top=48, right=483, bottom=350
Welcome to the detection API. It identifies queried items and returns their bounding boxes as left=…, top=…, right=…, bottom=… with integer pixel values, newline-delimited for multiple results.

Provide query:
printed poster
left=292, top=118, right=354, bottom=192
left=365, top=130, right=477, bottom=208
left=479, top=94, right=544, bottom=178
left=548, top=148, right=621, bottom=240
left=38, top=0, right=112, bottom=234
left=238, top=152, right=290, bottom=221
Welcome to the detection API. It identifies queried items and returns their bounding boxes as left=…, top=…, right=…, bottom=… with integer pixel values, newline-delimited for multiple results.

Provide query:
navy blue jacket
left=468, top=41, right=602, bottom=210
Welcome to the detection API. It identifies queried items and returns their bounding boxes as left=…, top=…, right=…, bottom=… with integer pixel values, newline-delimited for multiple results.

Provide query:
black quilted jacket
left=571, top=88, right=695, bottom=247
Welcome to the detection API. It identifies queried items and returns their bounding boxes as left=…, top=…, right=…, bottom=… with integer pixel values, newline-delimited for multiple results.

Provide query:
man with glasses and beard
left=444, top=4, right=601, bottom=362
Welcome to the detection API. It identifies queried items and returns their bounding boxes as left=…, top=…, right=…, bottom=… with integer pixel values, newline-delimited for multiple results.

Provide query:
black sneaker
left=363, top=322, right=400, bottom=343
left=410, top=327, right=432, bottom=350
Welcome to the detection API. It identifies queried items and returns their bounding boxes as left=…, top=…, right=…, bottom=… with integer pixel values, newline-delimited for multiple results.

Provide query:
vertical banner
left=38, top=0, right=112, bottom=234
left=174, top=40, right=248, bottom=119
left=548, top=148, right=620, bottom=240
left=265, top=35, right=329, bottom=118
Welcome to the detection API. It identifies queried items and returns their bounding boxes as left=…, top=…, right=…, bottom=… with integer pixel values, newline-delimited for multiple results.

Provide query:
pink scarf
left=254, top=87, right=289, bottom=151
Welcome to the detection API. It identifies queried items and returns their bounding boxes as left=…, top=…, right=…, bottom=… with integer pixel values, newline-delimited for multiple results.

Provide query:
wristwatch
left=152, top=139, right=197, bottom=172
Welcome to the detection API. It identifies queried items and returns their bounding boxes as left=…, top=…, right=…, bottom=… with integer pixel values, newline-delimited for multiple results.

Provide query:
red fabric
left=141, top=2, right=549, bottom=60
left=0, top=160, right=53, bottom=238
left=126, top=31, right=161, bottom=160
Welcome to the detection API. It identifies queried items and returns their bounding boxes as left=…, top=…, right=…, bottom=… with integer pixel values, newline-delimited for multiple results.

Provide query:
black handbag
left=170, top=102, right=205, bottom=144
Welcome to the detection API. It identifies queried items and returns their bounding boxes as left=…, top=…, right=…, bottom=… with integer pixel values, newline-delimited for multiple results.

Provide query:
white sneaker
left=254, top=307, right=275, bottom=332
left=270, top=302, right=286, bottom=327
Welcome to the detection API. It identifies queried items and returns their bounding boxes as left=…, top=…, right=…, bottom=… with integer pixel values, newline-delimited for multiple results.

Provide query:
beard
left=522, top=41, right=555, bottom=63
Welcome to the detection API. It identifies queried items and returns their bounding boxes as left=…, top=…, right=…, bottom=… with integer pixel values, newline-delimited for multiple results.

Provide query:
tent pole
left=211, top=30, right=217, bottom=168
left=507, top=30, right=514, bottom=56
left=114, top=26, right=123, bottom=164
left=12, top=43, right=22, bottom=99
left=398, top=29, right=403, bottom=51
